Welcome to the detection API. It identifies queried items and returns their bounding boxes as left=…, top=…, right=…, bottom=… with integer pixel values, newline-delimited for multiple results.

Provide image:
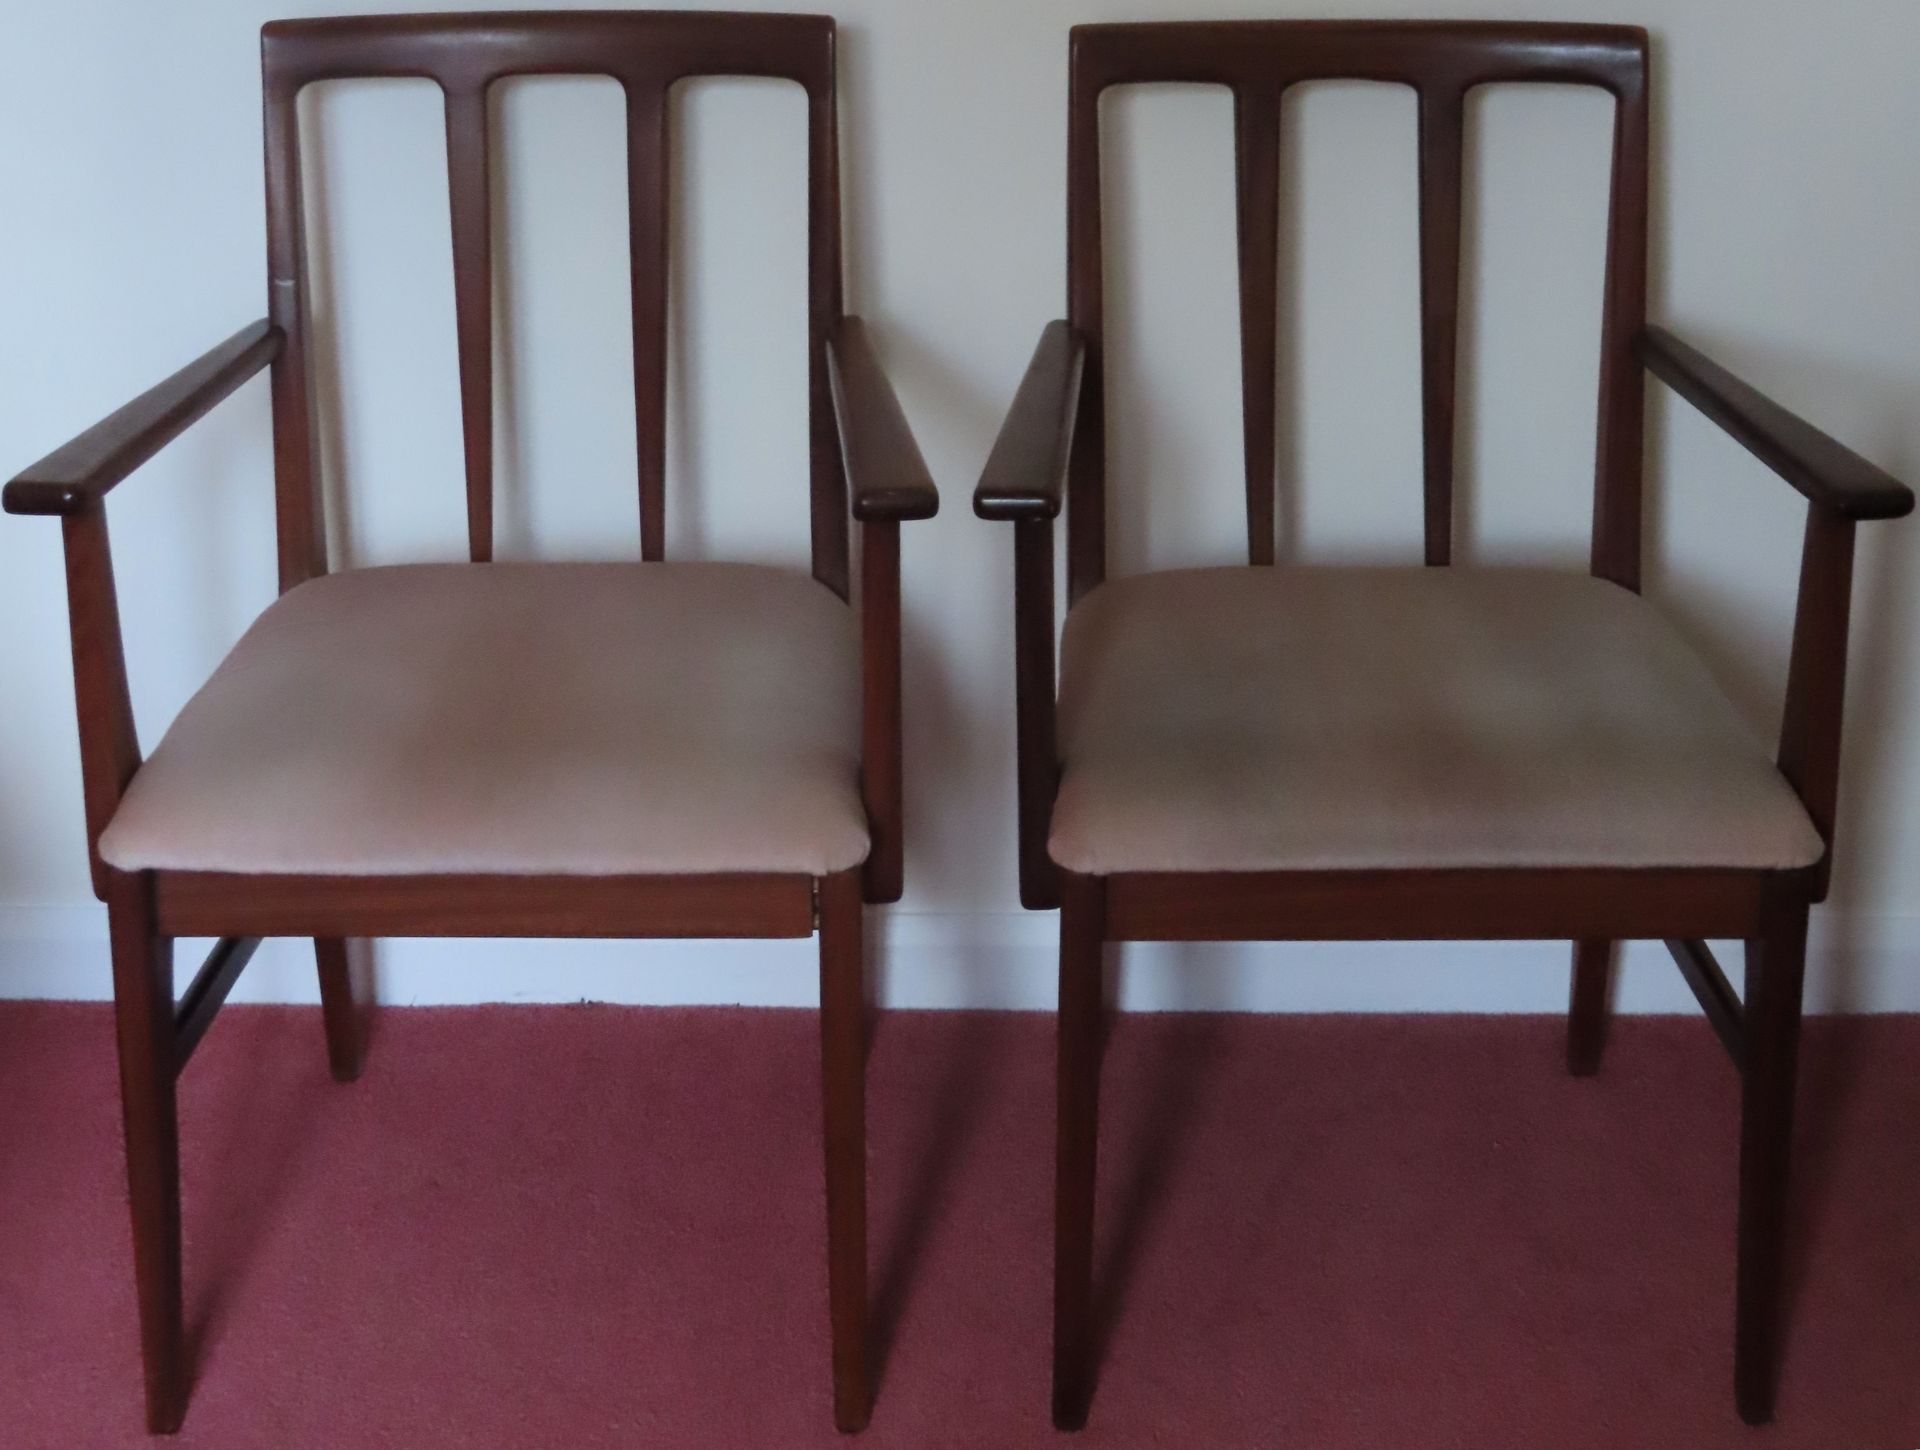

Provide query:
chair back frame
left=1063, top=20, right=1649, bottom=601
left=262, top=10, right=853, bottom=595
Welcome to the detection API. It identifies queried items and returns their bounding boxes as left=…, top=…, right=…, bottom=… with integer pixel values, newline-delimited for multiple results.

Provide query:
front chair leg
left=1053, top=871, right=1105, bottom=1431
left=106, top=871, right=187, bottom=1434
left=313, top=937, right=364, bottom=1083
left=1734, top=898, right=1810, bottom=1425
left=817, top=869, right=870, bottom=1432
left=1567, top=938, right=1614, bottom=1076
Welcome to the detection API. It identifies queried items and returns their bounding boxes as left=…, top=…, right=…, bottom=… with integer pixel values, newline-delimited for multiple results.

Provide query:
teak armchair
left=3, top=10, right=937, bottom=1435
left=973, top=20, right=1913, bottom=1431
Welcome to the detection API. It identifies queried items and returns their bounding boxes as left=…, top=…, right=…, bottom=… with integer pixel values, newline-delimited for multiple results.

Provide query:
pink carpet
left=2, top=1002, right=1916, bottom=1447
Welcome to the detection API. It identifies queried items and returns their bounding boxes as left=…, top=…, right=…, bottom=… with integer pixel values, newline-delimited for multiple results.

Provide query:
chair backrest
left=261, top=10, right=850, bottom=596
left=1063, top=20, right=1650, bottom=604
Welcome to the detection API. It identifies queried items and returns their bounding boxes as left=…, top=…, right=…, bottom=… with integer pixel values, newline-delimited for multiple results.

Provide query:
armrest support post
left=1640, top=323, right=1913, bottom=903
left=976, top=323, right=1083, bottom=909
left=61, top=506, right=141, bottom=900
left=6, top=321, right=281, bottom=896
left=859, top=519, right=904, bottom=903
left=825, top=315, right=938, bottom=904
left=1778, top=505, right=1856, bottom=901
left=1013, top=518, right=1061, bottom=909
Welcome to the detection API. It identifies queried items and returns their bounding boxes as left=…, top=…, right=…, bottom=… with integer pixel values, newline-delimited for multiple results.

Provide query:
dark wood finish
left=445, top=84, right=494, bottom=563
left=1, top=321, right=280, bottom=517
left=58, top=508, right=141, bottom=899
left=817, top=868, right=869, bottom=1432
left=259, top=10, right=854, bottom=592
left=1641, top=327, right=1916, bottom=521
left=106, top=870, right=185, bottom=1434
left=1589, top=48, right=1651, bottom=591
left=628, top=81, right=670, bottom=561
left=827, top=316, right=940, bottom=522
left=1566, top=937, right=1612, bottom=1077
left=802, top=22, right=851, bottom=600
left=154, top=870, right=816, bottom=940
left=827, top=316, right=940, bottom=901
left=262, top=71, right=326, bottom=594
left=972, top=321, right=1084, bottom=522
left=1012, top=520, right=1062, bottom=909
left=1233, top=88, right=1280, bottom=565
left=1644, top=326, right=1918, bottom=903
left=173, top=936, right=260, bottom=1075
left=1063, top=37, right=1106, bottom=607
left=1052, top=871, right=1104, bottom=1431
left=976, top=21, right=1911, bottom=1428
left=1666, top=937, right=1745, bottom=1070
left=10, top=15, right=933, bottom=1432
left=1063, top=20, right=1650, bottom=597
left=314, top=937, right=364, bottom=1083
left=1778, top=506, right=1857, bottom=902
left=1735, top=895, right=1810, bottom=1425
left=973, top=323, right=1081, bottom=906
left=1104, top=868, right=1790, bottom=943
left=858, top=520, right=904, bottom=903
left=1416, top=84, right=1465, bottom=566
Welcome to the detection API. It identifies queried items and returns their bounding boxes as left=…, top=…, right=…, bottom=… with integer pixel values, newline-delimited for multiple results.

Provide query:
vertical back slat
left=1233, top=84, right=1280, bottom=566
left=1416, top=84, right=1465, bottom=567
left=1591, top=75, right=1651, bottom=591
left=626, top=81, right=670, bottom=562
left=262, top=85, right=327, bottom=593
left=445, top=83, right=494, bottom=562
left=807, top=76, right=850, bottom=597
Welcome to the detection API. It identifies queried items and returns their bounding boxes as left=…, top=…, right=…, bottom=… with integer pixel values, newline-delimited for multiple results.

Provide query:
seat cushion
left=99, top=562, right=869, bottom=877
left=1048, top=566, right=1823, bottom=875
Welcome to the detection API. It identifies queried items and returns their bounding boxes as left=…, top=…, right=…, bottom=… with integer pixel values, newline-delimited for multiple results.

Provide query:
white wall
left=3, top=0, right=1918, bottom=1013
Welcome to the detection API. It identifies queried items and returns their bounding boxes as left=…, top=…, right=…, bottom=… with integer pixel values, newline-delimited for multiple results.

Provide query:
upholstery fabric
left=1048, top=566, right=1823, bottom=874
left=99, top=562, right=869, bottom=876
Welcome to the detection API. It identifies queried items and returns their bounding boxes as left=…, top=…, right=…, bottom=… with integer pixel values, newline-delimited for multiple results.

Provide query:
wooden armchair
left=973, top=20, right=1911, bottom=1431
left=3, top=11, right=935, bottom=1435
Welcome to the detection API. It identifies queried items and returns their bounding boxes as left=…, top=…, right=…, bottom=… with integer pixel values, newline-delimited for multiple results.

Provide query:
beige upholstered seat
left=99, top=562, right=869, bottom=877
left=1048, top=566, right=1823, bottom=875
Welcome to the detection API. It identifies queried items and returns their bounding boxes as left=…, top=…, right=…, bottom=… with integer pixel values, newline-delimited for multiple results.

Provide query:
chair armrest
left=1638, top=325, right=1914, bottom=521
left=4, top=320, right=281, bottom=517
left=973, top=320, right=1085, bottom=522
left=1641, top=324, right=1915, bottom=902
left=825, top=317, right=936, bottom=903
left=5, top=319, right=277, bottom=899
left=826, top=316, right=940, bottom=523
left=970, top=324, right=1085, bottom=906
left=973, top=324, right=1084, bottom=907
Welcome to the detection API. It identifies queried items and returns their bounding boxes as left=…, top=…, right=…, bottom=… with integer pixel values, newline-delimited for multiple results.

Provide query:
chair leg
left=817, top=869, right=870, bottom=1432
left=1734, top=899, right=1809, bottom=1425
left=1567, top=937, right=1614, bottom=1077
left=106, top=871, right=187, bottom=1435
left=314, top=937, right=364, bottom=1083
left=1053, top=871, right=1105, bottom=1431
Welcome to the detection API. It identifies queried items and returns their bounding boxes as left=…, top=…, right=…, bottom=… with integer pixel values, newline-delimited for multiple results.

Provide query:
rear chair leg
left=1567, top=938, right=1614, bottom=1076
left=817, top=869, right=870, bottom=1432
left=1734, top=899, right=1810, bottom=1425
left=314, top=937, right=364, bottom=1083
left=1053, top=872, right=1105, bottom=1431
left=106, top=871, right=187, bottom=1434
